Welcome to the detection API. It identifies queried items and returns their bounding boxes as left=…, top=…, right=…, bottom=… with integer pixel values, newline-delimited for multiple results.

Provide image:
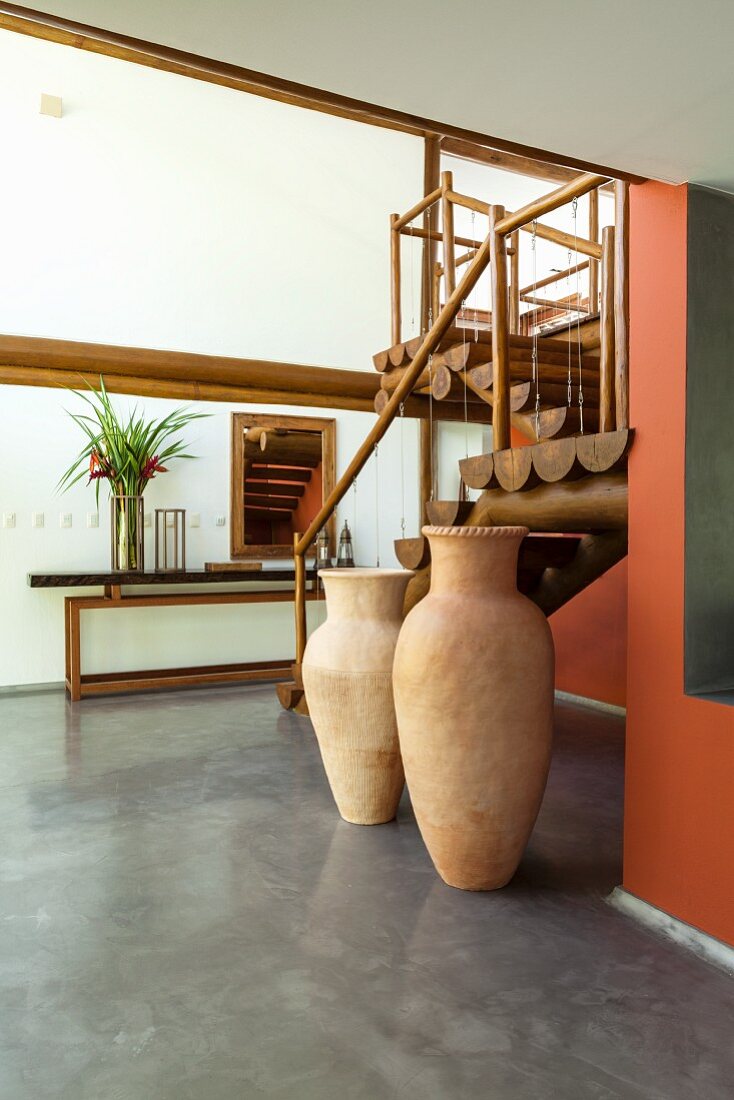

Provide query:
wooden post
left=421, top=135, right=441, bottom=332
left=441, top=170, right=456, bottom=299
left=390, top=213, right=401, bottom=345
left=599, top=225, right=615, bottom=433
left=68, top=600, right=81, bottom=702
left=431, top=261, right=441, bottom=324
left=420, top=417, right=434, bottom=521
left=588, top=186, right=599, bottom=312
left=509, top=231, right=520, bottom=334
left=614, top=180, right=630, bottom=429
left=489, top=205, right=510, bottom=451
left=294, top=533, right=307, bottom=666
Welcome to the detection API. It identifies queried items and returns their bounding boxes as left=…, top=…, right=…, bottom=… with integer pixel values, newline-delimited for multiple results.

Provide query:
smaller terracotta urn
left=393, top=525, right=555, bottom=890
left=302, top=568, right=414, bottom=825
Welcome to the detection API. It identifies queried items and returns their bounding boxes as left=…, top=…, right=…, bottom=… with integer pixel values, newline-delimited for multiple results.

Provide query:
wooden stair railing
left=291, top=227, right=495, bottom=670
left=386, top=169, right=630, bottom=448
left=283, top=170, right=630, bottom=711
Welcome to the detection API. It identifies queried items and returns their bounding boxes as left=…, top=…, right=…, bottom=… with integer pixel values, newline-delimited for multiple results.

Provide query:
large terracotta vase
left=302, top=567, right=414, bottom=825
left=393, top=526, right=554, bottom=890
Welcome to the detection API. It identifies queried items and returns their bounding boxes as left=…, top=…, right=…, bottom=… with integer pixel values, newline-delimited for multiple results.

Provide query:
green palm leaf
left=58, top=375, right=208, bottom=504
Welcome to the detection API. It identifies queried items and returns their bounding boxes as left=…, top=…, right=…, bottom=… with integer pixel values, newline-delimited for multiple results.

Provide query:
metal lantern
left=316, top=526, right=331, bottom=569
left=155, top=508, right=186, bottom=571
left=336, top=519, right=355, bottom=568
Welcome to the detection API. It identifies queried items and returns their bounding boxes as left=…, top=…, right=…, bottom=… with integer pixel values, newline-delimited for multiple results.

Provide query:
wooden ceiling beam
left=441, top=137, right=616, bottom=192
left=0, top=3, right=644, bottom=183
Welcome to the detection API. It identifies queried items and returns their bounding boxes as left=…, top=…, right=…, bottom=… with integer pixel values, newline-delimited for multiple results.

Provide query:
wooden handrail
left=495, top=173, right=609, bottom=236
left=393, top=186, right=443, bottom=231
left=518, top=261, right=589, bottom=297
left=293, top=231, right=494, bottom=662
left=520, top=294, right=589, bottom=313
left=400, top=225, right=484, bottom=250
left=446, top=189, right=489, bottom=216
left=518, top=220, right=602, bottom=260
left=297, top=234, right=492, bottom=557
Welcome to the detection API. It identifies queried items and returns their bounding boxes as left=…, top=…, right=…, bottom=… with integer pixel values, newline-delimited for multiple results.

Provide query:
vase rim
left=422, top=525, right=528, bottom=539
left=318, top=568, right=413, bottom=579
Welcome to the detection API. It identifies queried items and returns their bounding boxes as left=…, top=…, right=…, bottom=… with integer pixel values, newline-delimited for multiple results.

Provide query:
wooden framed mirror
left=230, top=412, right=336, bottom=559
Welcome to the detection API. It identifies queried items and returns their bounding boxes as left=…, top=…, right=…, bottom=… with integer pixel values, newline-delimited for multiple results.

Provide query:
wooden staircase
left=278, top=169, right=632, bottom=712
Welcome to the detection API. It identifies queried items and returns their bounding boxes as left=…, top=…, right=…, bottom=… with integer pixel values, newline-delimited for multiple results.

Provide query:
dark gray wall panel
left=685, top=185, right=734, bottom=696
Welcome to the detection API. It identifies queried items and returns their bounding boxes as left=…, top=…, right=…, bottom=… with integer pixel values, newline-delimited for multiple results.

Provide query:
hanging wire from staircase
left=352, top=476, right=358, bottom=561
left=472, top=211, right=480, bottom=344
left=409, top=221, right=416, bottom=336
left=567, top=249, right=573, bottom=408
left=399, top=401, right=406, bottom=540
left=425, top=200, right=436, bottom=503
left=531, top=220, right=541, bottom=441
left=461, top=295, right=469, bottom=458
left=374, top=441, right=380, bottom=567
left=572, top=197, right=585, bottom=433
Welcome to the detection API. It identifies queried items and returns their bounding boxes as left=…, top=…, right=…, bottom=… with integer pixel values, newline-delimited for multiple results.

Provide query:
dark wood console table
left=28, top=568, right=320, bottom=701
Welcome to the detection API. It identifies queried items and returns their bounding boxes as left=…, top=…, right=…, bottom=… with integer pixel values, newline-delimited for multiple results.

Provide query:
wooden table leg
left=68, top=600, right=82, bottom=702
left=64, top=596, right=71, bottom=690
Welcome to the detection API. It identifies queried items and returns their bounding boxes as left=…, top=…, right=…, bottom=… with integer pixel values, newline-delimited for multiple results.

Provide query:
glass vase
left=110, top=495, right=144, bottom=572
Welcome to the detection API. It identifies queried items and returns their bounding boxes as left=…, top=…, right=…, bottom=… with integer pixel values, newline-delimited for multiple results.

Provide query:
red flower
left=87, top=451, right=111, bottom=485
left=140, top=455, right=168, bottom=481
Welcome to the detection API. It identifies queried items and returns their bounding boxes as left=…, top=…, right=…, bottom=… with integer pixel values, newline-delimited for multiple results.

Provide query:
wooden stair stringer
left=402, top=469, right=629, bottom=618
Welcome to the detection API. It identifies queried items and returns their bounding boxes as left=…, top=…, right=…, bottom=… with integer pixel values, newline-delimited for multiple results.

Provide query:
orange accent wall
left=624, top=181, right=734, bottom=947
left=292, top=462, right=323, bottom=535
left=551, top=561, right=627, bottom=708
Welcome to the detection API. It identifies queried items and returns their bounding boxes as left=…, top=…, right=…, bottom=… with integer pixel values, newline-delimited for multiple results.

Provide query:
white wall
left=0, top=32, right=604, bottom=688
left=0, top=385, right=420, bottom=686
left=0, top=32, right=423, bottom=687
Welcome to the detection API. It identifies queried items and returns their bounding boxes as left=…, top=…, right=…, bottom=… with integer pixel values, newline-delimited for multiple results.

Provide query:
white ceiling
left=32, top=0, right=734, bottom=190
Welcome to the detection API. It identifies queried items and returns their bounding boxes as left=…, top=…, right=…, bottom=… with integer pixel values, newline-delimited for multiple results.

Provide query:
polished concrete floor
left=0, top=687, right=732, bottom=1099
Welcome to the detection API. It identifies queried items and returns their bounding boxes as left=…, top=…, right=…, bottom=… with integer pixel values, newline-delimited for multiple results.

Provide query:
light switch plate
left=32, top=512, right=44, bottom=529
left=3, top=512, right=16, bottom=529
left=86, top=512, right=99, bottom=529
left=215, top=515, right=226, bottom=527
left=40, top=93, right=62, bottom=118
left=60, top=512, right=72, bottom=529
left=144, top=512, right=152, bottom=528
left=189, top=513, right=200, bottom=528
